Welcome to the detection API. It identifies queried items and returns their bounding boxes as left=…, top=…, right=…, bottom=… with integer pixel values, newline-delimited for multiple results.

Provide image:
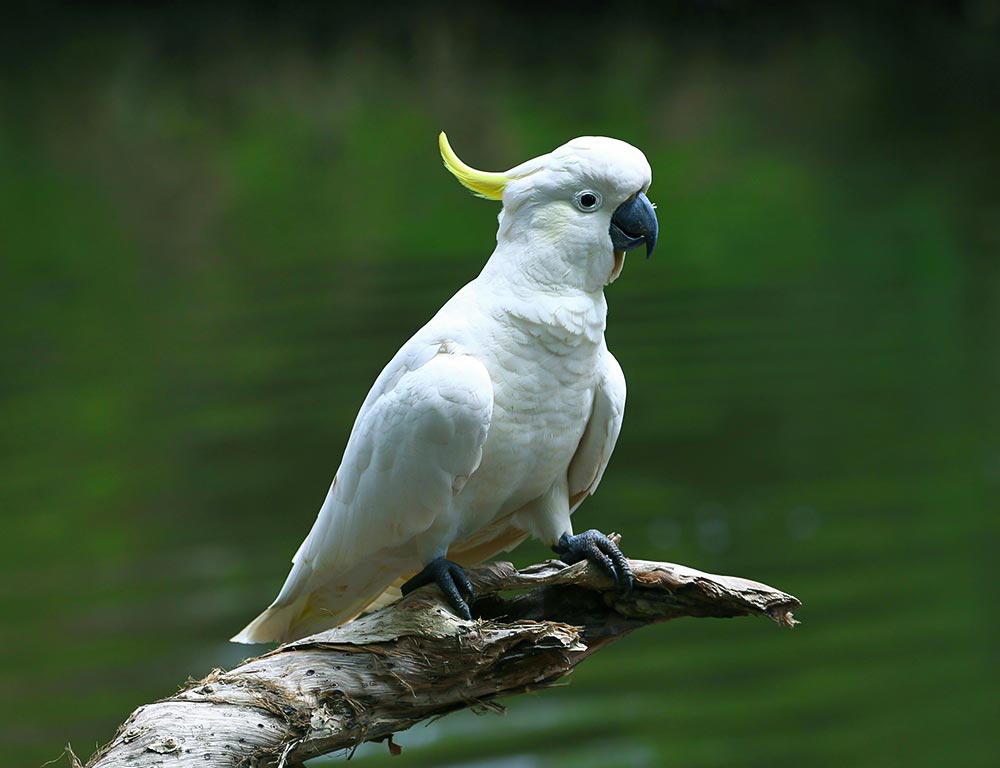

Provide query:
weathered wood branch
left=77, top=555, right=800, bottom=768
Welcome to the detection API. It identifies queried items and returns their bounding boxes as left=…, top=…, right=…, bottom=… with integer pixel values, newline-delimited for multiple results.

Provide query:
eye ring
left=574, top=190, right=603, bottom=212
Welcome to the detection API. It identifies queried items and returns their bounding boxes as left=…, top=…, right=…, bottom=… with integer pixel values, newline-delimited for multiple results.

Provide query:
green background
left=1, top=3, right=996, bottom=766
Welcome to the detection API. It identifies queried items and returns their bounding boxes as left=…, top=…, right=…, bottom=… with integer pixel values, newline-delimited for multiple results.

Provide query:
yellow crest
left=439, top=132, right=507, bottom=201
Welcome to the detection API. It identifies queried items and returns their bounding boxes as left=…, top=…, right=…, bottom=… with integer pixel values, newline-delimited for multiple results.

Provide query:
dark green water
left=1, top=6, right=996, bottom=767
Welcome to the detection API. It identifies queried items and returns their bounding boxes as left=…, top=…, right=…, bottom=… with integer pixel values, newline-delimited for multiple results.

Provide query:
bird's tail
left=231, top=572, right=408, bottom=645
left=230, top=596, right=310, bottom=645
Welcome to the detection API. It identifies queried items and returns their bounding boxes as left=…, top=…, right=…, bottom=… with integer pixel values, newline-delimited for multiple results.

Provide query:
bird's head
left=440, top=132, right=658, bottom=292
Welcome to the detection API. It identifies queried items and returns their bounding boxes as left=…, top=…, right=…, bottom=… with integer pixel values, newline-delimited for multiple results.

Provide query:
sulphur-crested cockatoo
left=232, top=132, right=658, bottom=644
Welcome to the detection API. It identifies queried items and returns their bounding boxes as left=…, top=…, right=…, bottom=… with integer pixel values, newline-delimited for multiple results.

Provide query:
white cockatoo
left=232, top=132, right=658, bottom=644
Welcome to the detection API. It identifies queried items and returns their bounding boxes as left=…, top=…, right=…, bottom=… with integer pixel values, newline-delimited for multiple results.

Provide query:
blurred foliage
left=1, top=3, right=997, bottom=767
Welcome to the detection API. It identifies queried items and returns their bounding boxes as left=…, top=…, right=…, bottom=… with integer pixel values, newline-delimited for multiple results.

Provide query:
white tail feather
left=230, top=596, right=308, bottom=644
left=231, top=567, right=407, bottom=644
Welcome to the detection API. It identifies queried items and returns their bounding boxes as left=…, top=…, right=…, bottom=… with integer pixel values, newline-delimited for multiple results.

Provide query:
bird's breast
left=453, top=325, right=603, bottom=533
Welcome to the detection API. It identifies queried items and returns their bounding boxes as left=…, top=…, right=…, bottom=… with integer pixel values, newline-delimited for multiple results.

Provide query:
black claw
left=401, top=557, right=474, bottom=620
left=453, top=566, right=475, bottom=602
left=590, top=547, right=618, bottom=587
left=553, top=529, right=634, bottom=596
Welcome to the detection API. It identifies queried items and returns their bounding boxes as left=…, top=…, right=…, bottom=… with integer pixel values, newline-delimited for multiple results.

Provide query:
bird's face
left=439, top=134, right=658, bottom=293
left=505, top=137, right=657, bottom=290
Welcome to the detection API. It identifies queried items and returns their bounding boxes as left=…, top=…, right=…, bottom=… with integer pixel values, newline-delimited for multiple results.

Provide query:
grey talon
left=552, top=529, right=634, bottom=595
left=401, top=557, right=474, bottom=620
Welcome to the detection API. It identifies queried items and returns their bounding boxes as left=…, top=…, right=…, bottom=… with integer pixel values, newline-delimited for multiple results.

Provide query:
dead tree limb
left=77, top=555, right=800, bottom=768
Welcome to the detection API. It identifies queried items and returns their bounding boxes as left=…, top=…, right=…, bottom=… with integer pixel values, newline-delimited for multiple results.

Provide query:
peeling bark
left=78, top=556, right=800, bottom=768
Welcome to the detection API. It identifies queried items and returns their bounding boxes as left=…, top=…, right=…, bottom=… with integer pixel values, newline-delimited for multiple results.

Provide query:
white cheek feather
left=510, top=202, right=618, bottom=293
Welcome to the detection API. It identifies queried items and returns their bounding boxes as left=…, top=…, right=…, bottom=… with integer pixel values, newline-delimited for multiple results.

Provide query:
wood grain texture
left=77, top=554, right=800, bottom=768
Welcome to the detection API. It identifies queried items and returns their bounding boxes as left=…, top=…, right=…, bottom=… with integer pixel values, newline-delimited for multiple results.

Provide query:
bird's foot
left=552, top=529, right=634, bottom=595
left=400, top=557, right=474, bottom=620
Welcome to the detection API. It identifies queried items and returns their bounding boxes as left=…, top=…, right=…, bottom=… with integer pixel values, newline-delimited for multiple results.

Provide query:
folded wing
left=232, top=348, right=494, bottom=643
left=567, top=350, right=627, bottom=512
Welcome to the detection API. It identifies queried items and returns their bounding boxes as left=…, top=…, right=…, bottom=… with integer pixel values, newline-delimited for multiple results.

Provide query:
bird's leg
left=552, top=529, right=634, bottom=595
left=400, top=557, right=475, bottom=620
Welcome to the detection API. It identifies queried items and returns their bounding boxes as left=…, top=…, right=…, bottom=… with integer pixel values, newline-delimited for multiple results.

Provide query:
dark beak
left=610, top=191, right=658, bottom=259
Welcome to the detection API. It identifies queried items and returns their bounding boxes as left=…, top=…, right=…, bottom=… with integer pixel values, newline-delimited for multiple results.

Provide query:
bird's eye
left=574, top=190, right=602, bottom=212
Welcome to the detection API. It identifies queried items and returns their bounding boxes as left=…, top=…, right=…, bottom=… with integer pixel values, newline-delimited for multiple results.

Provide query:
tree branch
left=78, top=555, right=800, bottom=768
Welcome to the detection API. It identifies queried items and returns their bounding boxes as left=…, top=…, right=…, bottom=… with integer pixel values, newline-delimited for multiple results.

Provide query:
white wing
left=232, top=344, right=493, bottom=643
left=567, top=349, right=626, bottom=512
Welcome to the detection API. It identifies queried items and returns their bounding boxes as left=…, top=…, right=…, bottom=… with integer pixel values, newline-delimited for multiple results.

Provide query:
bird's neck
left=476, top=250, right=608, bottom=350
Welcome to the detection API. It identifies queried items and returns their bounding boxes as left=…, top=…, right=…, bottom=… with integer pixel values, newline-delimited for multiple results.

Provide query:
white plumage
left=233, top=134, right=653, bottom=644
